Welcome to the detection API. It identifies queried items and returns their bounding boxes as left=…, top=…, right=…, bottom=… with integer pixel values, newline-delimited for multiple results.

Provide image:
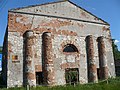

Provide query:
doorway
left=65, top=68, right=79, bottom=85
left=36, top=72, right=43, bottom=85
left=97, top=68, right=101, bottom=80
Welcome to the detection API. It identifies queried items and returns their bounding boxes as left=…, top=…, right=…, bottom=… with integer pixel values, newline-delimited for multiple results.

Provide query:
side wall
left=105, top=38, right=116, bottom=77
left=2, top=28, right=8, bottom=86
left=7, top=31, right=23, bottom=87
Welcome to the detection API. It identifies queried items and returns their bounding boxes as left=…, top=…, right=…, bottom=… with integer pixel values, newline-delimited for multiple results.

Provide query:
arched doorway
left=63, top=44, right=79, bottom=84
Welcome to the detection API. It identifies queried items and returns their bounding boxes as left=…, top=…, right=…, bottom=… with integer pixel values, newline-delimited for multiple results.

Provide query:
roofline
left=10, top=0, right=67, bottom=11
left=68, top=0, right=109, bottom=25
left=9, top=10, right=110, bottom=26
left=10, top=0, right=109, bottom=25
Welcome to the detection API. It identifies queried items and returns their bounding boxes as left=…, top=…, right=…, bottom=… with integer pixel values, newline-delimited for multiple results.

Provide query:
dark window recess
left=36, top=72, right=43, bottom=85
left=115, top=66, right=120, bottom=76
left=63, top=44, right=78, bottom=52
left=65, top=68, right=79, bottom=85
left=97, top=68, right=100, bottom=80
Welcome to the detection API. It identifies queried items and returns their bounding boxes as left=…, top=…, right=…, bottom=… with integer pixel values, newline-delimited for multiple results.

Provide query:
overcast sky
left=0, top=0, right=120, bottom=50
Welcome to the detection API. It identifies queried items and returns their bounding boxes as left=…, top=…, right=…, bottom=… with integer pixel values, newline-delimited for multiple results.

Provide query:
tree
left=0, top=46, right=2, bottom=54
left=112, top=39, right=120, bottom=60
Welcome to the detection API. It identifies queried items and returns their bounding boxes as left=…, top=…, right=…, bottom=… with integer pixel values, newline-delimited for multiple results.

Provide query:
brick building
left=2, top=0, right=115, bottom=88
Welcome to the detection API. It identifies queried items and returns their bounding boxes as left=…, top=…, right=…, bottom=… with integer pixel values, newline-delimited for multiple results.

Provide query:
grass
left=0, top=77, right=120, bottom=90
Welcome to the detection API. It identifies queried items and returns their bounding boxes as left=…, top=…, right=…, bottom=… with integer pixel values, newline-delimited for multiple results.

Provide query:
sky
left=0, top=0, right=120, bottom=50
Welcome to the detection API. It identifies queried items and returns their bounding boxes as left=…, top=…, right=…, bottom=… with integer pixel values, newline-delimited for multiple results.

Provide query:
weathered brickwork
left=42, top=32, right=55, bottom=85
left=86, top=35, right=97, bottom=83
left=2, top=1, right=115, bottom=88
left=98, top=37, right=108, bottom=79
left=24, top=30, right=36, bottom=86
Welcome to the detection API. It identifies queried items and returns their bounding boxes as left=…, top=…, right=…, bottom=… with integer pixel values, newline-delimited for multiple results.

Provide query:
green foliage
left=0, top=73, right=5, bottom=88
left=0, top=46, right=2, bottom=54
left=112, top=39, right=120, bottom=60
left=65, top=71, right=78, bottom=82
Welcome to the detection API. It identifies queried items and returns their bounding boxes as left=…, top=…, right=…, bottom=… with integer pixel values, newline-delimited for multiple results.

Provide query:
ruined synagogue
left=2, top=0, right=115, bottom=88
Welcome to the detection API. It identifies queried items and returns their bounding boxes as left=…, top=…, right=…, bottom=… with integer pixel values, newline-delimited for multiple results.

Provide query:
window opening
left=97, top=68, right=100, bottom=80
left=36, top=72, right=43, bottom=85
left=63, top=44, right=78, bottom=52
left=65, top=68, right=79, bottom=85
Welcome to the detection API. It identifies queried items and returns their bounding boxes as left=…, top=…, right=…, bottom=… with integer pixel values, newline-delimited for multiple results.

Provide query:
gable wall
left=13, top=1, right=106, bottom=24
left=5, top=12, right=115, bottom=87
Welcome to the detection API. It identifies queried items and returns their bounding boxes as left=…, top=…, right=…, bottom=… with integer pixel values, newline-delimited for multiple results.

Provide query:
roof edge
left=9, top=0, right=110, bottom=26
left=10, top=0, right=68, bottom=11
left=67, top=0, right=110, bottom=25
left=8, top=10, right=110, bottom=26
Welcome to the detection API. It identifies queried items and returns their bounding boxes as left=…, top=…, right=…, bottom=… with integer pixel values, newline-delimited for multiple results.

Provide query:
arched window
left=63, top=44, right=78, bottom=52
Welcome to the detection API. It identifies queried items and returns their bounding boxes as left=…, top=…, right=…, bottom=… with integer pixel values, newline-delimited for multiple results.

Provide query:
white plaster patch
left=80, top=77, right=87, bottom=84
left=111, top=63, right=114, bottom=66
left=16, top=17, right=22, bottom=23
left=66, top=55, right=75, bottom=63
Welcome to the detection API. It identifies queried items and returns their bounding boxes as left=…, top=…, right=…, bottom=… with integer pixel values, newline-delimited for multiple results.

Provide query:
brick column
left=42, top=32, right=55, bottom=86
left=86, top=35, right=97, bottom=83
left=24, top=30, right=36, bottom=86
left=98, top=37, right=108, bottom=80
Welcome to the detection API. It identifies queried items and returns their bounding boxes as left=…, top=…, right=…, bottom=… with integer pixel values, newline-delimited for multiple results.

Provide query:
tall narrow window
left=63, top=44, right=78, bottom=52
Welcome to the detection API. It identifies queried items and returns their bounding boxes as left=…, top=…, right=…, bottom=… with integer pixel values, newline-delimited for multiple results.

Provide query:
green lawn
left=0, top=77, right=120, bottom=90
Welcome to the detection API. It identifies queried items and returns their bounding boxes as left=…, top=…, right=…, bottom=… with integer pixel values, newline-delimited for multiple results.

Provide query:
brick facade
left=2, top=1, right=115, bottom=88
